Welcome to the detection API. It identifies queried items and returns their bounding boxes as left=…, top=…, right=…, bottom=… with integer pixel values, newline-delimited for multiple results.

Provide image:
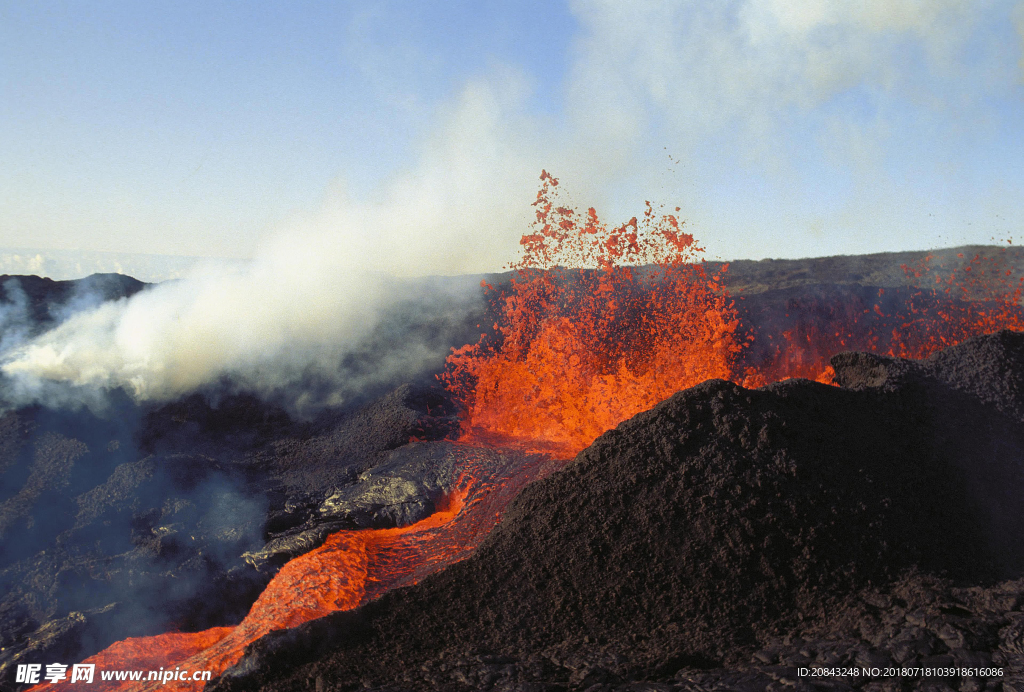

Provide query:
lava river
left=31, top=444, right=564, bottom=692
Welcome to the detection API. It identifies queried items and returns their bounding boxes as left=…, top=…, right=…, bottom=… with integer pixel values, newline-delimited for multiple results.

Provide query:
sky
left=2, top=0, right=1024, bottom=275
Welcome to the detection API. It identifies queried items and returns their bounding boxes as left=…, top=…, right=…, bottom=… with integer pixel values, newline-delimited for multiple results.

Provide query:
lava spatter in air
left=35, top=176, right=1024, bottom=692
left=739, top=249, right=1024, bottom=386
left=891, top=250, right=1024, bottom=358
left=443, top=170, right=744, bottom=455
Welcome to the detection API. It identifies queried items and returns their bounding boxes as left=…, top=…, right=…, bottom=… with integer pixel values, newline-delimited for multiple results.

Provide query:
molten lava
left=444, top=174, right=1024, bottom=454
left=443, top=171, right=743, bottom=454
left=31, top=447, right=560, bottom=692
left=39, top=174, right=1024, bottom=692
left=891, top=250, right=1024, bottom=357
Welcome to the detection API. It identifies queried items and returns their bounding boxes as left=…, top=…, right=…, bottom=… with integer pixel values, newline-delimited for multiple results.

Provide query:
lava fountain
left=443, top=170, right=744, bottom=454
left=443, top=174, right=1024, bottom=453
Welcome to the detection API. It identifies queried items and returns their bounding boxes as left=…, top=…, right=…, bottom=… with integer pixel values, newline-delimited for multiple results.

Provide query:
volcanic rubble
left=206, top=329, right=1024, bottom=692
left=0, top=381, right=467, bottom=686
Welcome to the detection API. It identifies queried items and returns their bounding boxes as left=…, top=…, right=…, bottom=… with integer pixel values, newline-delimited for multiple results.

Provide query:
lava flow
left=31, top=446, right=560, bottom=692
left=35, top=174, right=1024, bottom=691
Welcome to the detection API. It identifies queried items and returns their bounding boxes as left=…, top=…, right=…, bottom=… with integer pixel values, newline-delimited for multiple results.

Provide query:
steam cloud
left=0, top=241, right=477, bottom=411
left=2, top=0, right=1022, bottom=408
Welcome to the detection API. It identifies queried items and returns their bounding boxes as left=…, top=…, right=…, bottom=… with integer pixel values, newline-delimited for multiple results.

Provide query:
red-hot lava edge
left=34, top=172, right=1024, bottom=691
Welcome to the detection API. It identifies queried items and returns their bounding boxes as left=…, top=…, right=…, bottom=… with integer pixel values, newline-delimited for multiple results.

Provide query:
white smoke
left=0, top=72, right=542, bottom=409
left=2, top=0, right=1022, bottom=408
left=2, top=258, right=380, bottom=405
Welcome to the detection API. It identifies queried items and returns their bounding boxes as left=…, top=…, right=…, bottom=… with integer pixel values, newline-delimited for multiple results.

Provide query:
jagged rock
left=242, top=522, right=350, bottom=573
left=319, top=477, right=434, bottom=528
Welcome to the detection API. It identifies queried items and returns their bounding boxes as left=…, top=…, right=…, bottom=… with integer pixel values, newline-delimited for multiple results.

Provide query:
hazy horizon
left=2, top=2, right=1023, bottom=277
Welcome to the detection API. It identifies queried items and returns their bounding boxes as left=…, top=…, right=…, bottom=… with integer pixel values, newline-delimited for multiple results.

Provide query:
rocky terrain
left=205, top=329, right=1024, bottom=692
left=0, top=273, right=145, bottom=335
left=707, top=244, right=1024, bottom=296
left=0, top=383, right=466, bottom=684
left=1, top=246, right=1022, bottom=692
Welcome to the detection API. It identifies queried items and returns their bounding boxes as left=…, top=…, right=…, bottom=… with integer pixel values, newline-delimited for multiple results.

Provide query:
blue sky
left=2, top=0, right=1023, bottom=272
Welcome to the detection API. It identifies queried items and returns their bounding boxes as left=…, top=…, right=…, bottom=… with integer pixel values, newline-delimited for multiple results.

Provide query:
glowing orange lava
left=31, top=446, right=561, bottom=692
left=890, top=250, right=1024, bottom=358
left=443, top=171, right=743, bottom=454
left=444, top=174, right=1024, bottom=454
left=35, top=176, right=1024, bottom=692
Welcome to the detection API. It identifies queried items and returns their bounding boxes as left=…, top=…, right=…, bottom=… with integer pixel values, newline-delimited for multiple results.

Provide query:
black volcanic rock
left=255, top=384, right=460, bottom=538
left=244, top=441, right=461, bottom=573
left=707, top=244, right=1024, bottom=295
left=212, top=331, right=1024, bottom=692
left=0, top=382, right=463, bottom=685
left=834, top=328, right=1024, bottom=423
left=316, top=441, right=459, bottom=528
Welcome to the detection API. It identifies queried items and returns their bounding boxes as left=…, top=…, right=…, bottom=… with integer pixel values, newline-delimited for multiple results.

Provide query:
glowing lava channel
left=35, top=175, right=1024, bottom=691
left=32, top=446, right=560, bottom=692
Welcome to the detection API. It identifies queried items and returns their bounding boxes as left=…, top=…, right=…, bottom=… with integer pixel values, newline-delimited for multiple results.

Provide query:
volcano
left=2, top=239, right=1024, bottom=692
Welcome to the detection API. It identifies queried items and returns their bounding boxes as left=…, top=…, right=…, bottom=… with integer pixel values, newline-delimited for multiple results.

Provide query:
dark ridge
left=212, top=330, right=1024, bottom=692
left=706, top=244, right=1024, bottom=295
left=0, top=273, right=147, bottom=333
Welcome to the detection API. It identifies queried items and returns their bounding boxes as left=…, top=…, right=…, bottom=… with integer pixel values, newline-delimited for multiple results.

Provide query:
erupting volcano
left=444, top=172, right=1024, bottom=453
left=7, top=175, right=1024, bottom=692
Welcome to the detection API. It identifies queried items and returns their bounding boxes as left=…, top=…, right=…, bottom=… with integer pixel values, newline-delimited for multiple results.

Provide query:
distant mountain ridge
left=0, top=247, right=242, bottom=283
